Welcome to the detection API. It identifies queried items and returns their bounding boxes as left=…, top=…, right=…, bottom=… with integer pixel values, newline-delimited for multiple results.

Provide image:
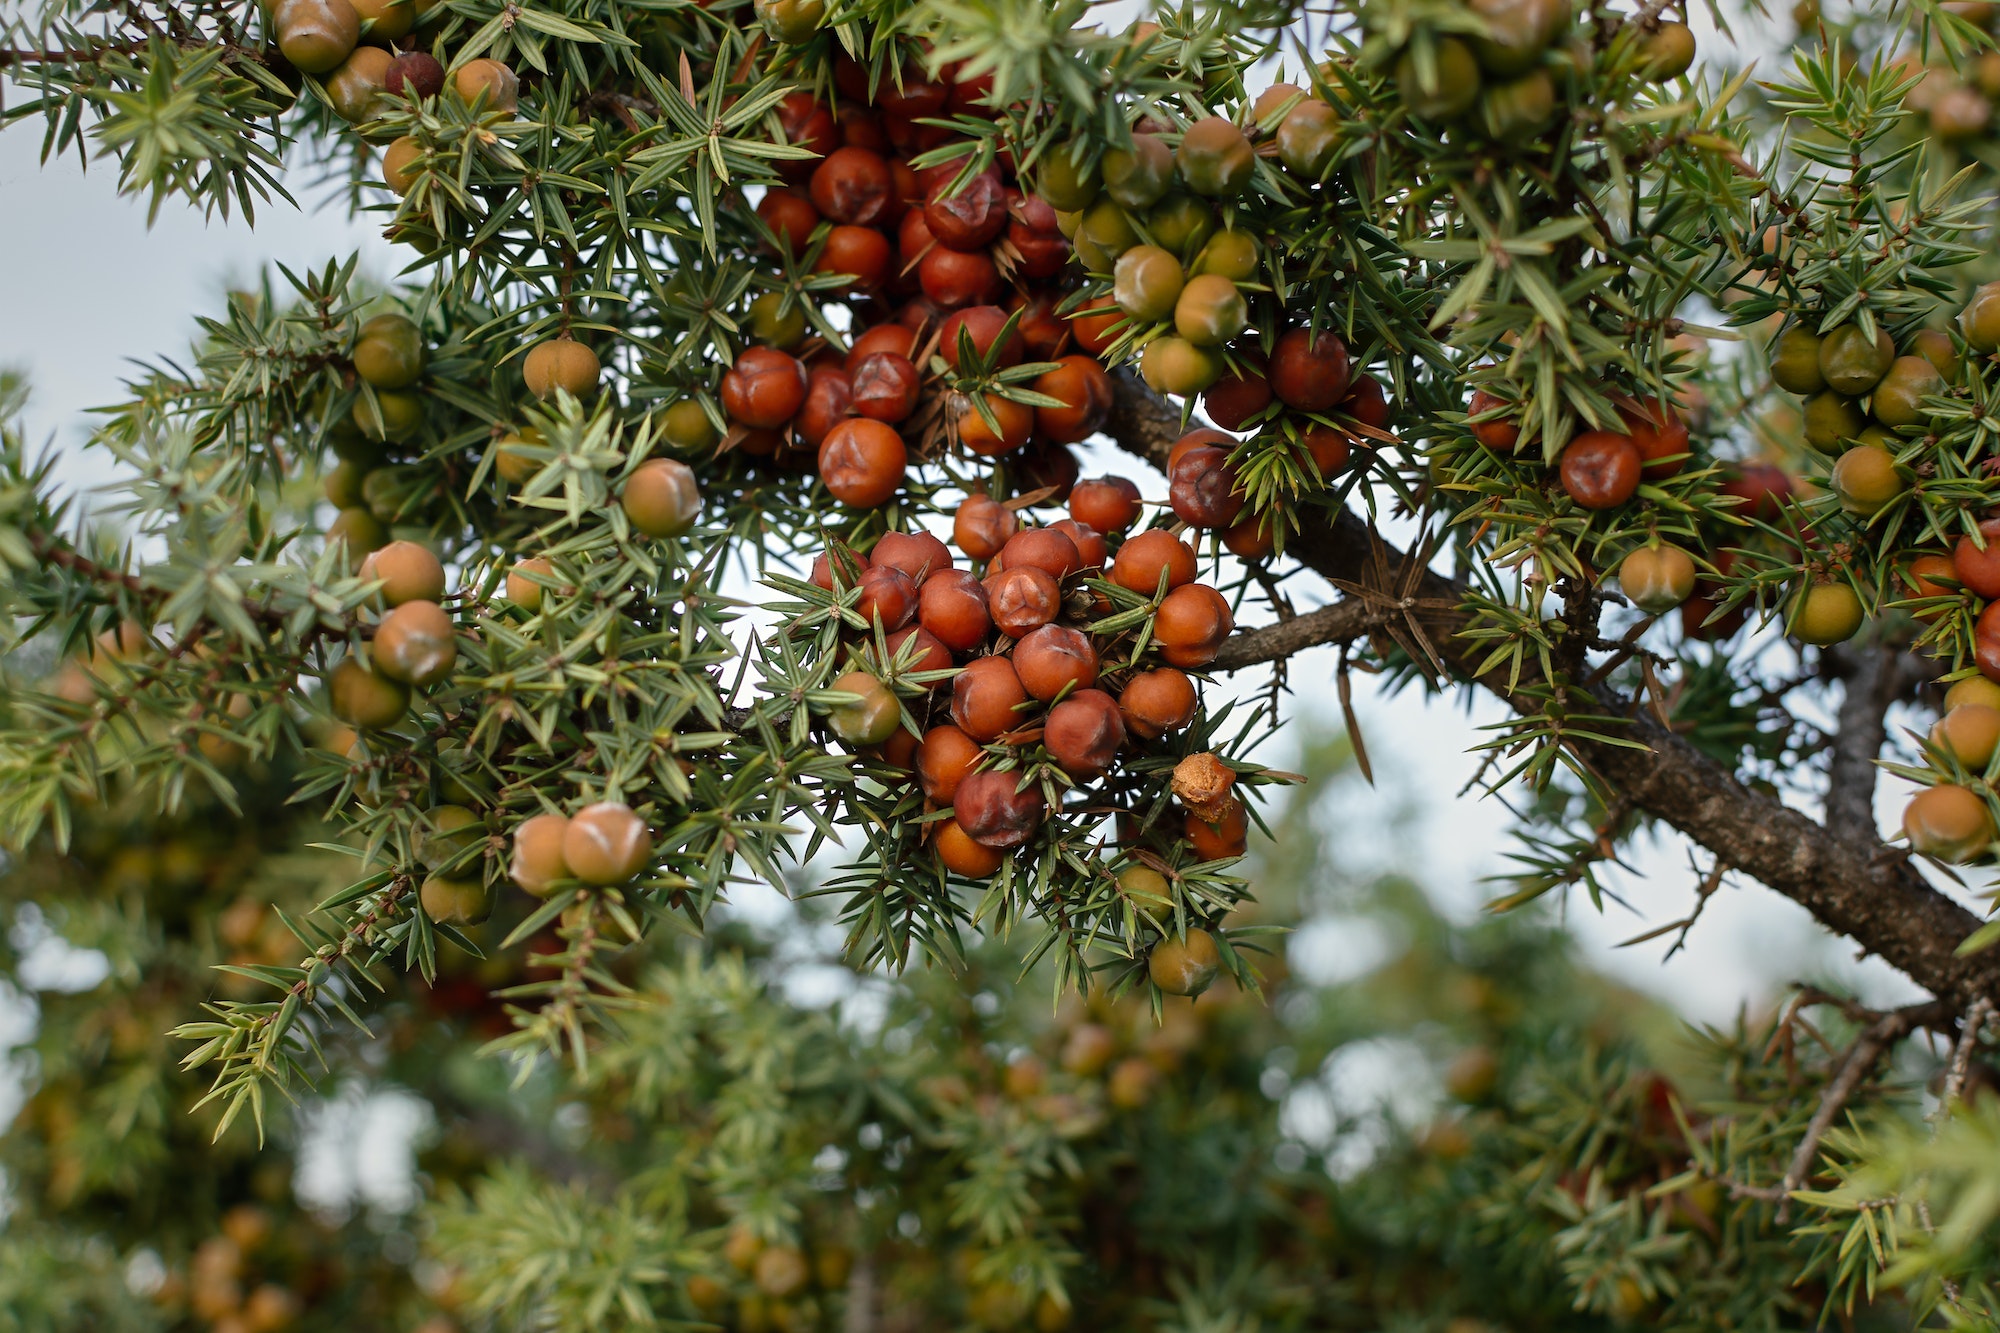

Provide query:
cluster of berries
left=710, top=56, right=1112, bottom=504
left=803, top=473, right=1243, bottom=894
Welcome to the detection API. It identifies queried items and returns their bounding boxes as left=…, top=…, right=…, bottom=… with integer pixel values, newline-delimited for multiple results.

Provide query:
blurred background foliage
left=3, top=714, right=1991, bottom=1331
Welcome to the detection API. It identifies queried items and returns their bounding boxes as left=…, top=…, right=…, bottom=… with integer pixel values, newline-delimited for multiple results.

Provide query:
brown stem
left=1772, top=997, right=1955, bottom=1222
left=1940, top=998, right=1994, bottom=1110
left=29, top=530, right=147, bottom=598
left=1209, top=602, right=1375, bottom=672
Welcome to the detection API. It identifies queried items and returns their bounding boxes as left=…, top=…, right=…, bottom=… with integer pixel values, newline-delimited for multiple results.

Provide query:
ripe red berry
left=1618, top=397, right=1689, bottom=481
left=917, top=724, right=984, bottom=803
left=1032, top=355, right=1114, bottom=444
left=1269, top=329, right=1351, bottom=411
left=846, top=323, right=916, bottom=370
left=1007, top=204, right=1071, bottom=278
left=1954, top=517, right=2000, bottom=599
left=1301, top=425, right=1350, bottom=479
left=1203, top=367, right=1272, bottom=431
left=1044, top=688, right=1125, bottom=778
left=885, top=624, right=953, bottom=680
left=1168, top=445, right=1245, bottom=529
left=1119, top=667, right=1197, bottom=739
left=775, top=93, right=838, bottom=182
left=1342, top=373, right=1392, bottom=429
left=1070, top=476, right=1142, bottom=534
left=924, top=169, right=1009, bottom=251
left=871, top=530, right=953, bottom=585
left=919, top=569, right=993, bottom=651
left=1719, top=463, right=1791, bottom=522
left=1111, top=530, right=1197, bottom=596
left=814, top=224, right=893, bottom=288
left=940, top=305, right=1022, bottom=370
left=795, top=364, right=854, bottom=448
left=1009, top=291, right=1068, bottom=357
left=1047, top=518, right=1106, bottom=570
left=999, top=528, right=1082, bottom=581
left=1559, top=431, right=1643, bottom=510
left=854, top=564, right=917, bottom=630
left=1013, top=624, right=1099, bottom=701
left=936, top=817, right=1004, bottom=876
left=1153, top=584, right=1233, bottom=668
left=1167, top=427, right=1233, bottom=471
left=1466, top=388, right=1521, bottom=451
left=877, top=64, right=948, bottom=119
left=757, top=189, right=822, bottom=253
left=837, top=102, right=888, bottom=151
left=956, top=393, right=1034, bottom=456
left=1222, top=513, right=1277, bottom=561
left=1185, top=798, right=1248, bottom=860
left=810, top=544, right=868, bottom=591
left=985, top=566, right=1062, bottom=637
left=952, top=769, right=1045, bottom=848
left=1016, top=440, right=1079, bottom=501
left=810, top=147, right=896, bottom=225
left=898, top=207, right=937, bottom=266
left=385, top=52, right=446, bottom=99
left=951, top=654, right=1029, bottom=740
left=849, top=351, right=921, bottom=423
left=818, top=418, right=908, bottom=507
left=953, top=494, right=1017, bottom=559
left=722, top=348, right=809, bottom=429
left=919, top=246, right=1001, bottom=308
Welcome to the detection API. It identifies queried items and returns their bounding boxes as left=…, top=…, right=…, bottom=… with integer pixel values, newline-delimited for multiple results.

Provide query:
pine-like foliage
left=6, top=0, right=2000, bottom=1325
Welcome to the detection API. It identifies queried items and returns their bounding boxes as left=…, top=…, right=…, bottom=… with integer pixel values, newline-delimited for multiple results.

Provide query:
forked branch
left=1106, top=371, right=2000, bottom=1014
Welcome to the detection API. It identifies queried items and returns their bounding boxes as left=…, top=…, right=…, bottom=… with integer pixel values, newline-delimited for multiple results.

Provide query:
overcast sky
left=0, top=12, right=1933, bottom=1029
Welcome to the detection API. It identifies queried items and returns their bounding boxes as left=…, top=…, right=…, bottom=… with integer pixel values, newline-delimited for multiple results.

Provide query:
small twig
left=1616, top=854, right=1729, bottom=956
left=1209, top=600, right=1374, bottom=672
left=1771, top=995, right=1957, bottom=1222
left=1920, top=997, right=1993, bottom=1307
left=1938, top=997, right=1993, bottom=1112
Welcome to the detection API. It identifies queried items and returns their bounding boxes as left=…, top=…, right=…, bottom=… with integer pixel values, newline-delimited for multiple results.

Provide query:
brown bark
left=1207, top=602, right=1375, bottom=672
left=1823, top=645, right=1903, bottom=837
left=1106, top=371, right=2000, bottom=1011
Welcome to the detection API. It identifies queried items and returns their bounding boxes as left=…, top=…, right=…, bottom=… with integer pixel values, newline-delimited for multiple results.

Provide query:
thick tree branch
left=1824, top=644, right=1903, bottom=839
left=1107, top=371, right=2000, bottom=1013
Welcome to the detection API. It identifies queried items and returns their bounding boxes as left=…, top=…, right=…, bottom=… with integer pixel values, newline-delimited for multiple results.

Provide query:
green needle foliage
left=7, top=0, right=2000, bottom=1324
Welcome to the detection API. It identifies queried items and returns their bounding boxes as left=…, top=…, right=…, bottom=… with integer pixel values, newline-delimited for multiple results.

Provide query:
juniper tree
left=7, top=0, right=2000, bottom=1324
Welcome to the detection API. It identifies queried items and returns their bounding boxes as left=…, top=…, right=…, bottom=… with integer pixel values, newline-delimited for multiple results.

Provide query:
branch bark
left=1823, top=644, right=1903, bottom=839
left=1208, top=602, right=1374, bottom=671
left=1111, top=371, right=2000, bottom=1013
left=1771, top=996, right=1954, bottom=1221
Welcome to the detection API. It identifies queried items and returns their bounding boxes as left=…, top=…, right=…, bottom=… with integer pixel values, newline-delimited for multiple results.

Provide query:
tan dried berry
left=420, top=873, right=490, bottom=926
left=561, top=800, right=652, bottom=884
left=523, top=338, right=601, bottom=400
left=358, top=539, right=445, bottom=607
left=510, top=812, right=572, bottom=895
left=1170, top=752, right=1237, bottom=822
left=506, top=557, right=556, bottom=610
left=453, top=58, right=520, bottom=112
left=382, top=136, right=423, bottom=195
left=327, top=654, right=409, bottom=729
left=621, top=458, right=702, bottom=538
left=1148, top=929, right=1221, bottom=996
left=372, top=599, right=457, bottom=687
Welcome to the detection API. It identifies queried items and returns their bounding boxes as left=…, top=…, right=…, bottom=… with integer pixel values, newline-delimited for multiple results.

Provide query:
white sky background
left=0, top=0, right=1967, bottom=1158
